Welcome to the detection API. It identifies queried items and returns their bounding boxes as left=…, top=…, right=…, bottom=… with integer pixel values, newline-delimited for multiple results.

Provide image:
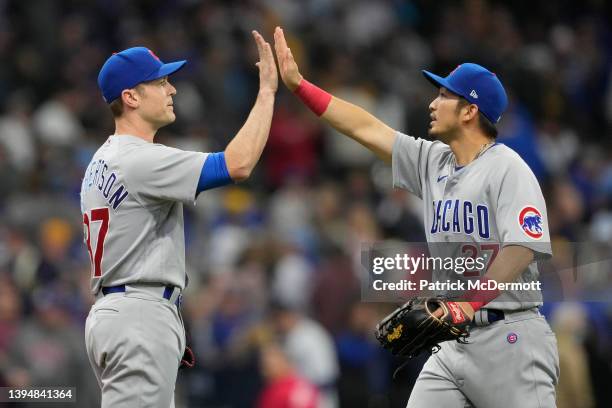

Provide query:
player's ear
left=463, top=103, right=479, bottom=123
left=121, top=88, right=140, bottom=109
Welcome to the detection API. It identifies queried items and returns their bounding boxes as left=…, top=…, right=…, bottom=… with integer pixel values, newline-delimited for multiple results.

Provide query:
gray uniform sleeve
left=492, top=158, right=552, bottom=259
left=122, top=143, right=208, bottom=204
left=392, top=131, right=435, bottom=199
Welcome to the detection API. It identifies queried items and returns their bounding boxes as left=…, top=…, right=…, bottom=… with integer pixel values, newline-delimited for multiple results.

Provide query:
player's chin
left=428, top=123, right=450, bottom=140
left=427, top=125, right=439, bottom=138
left=165, top=111, right=176, bottom=124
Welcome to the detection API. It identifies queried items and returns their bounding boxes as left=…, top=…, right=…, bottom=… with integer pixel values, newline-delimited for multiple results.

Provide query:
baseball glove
left=180, top=346, right=195, bottom=369
left=375, top=297, right=471, bottom=360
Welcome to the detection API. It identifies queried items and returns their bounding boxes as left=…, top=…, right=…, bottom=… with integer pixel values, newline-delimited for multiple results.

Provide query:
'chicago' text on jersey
left=430, top=199, right=490, bottom=239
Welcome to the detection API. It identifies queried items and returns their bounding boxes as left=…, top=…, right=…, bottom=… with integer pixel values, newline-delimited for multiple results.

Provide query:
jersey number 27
left=83, top=207, right=109, bottom=277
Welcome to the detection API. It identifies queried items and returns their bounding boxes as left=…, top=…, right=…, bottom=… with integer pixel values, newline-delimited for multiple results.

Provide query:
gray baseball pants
left=85, top=284, right=185, bottom=408
left=407, top=309, right=559, bottom=408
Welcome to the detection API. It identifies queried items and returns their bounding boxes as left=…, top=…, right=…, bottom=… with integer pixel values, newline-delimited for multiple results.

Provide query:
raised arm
left=273, top=26, right=396, bottom=163
left=224, top=30, right=278, bottom=181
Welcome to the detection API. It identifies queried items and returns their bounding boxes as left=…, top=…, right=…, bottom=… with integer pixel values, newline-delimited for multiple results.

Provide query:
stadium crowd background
left=0, top=0, right=610, bottom=407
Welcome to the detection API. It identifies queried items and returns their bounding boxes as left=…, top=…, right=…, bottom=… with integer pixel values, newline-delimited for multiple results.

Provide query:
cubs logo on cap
left=148, top=49, right=161, bottom=61
left=518, top=206, right=544, bottom=239
left=506, top=332, right=518, bottom=344
left=97, top=47, right=186, bottom=103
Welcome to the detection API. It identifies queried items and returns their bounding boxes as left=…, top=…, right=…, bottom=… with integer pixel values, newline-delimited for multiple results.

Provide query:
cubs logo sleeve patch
left=518, top=206, right=544, bottom=240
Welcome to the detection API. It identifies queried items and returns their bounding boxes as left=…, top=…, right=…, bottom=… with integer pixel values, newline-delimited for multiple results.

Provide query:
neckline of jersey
left=453, top=142, right=501, bottom=173
left=109, top=134, right=150, bottom=143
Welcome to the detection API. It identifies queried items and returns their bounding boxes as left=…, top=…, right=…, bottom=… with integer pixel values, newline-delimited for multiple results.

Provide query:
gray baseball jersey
left=392, top=131, right=552, bottom=310
left=80, top=134, right=207, bottom=294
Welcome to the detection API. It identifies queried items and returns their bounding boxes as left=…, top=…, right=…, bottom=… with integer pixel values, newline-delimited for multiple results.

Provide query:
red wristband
left=294, top=79, right=332, bottom=116
left=465, top=276, right=500, bottom=312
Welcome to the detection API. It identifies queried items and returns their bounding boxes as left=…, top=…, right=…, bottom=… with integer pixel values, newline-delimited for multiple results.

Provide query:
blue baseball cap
left=97, top=47, right=186, bottom=103
left=422, top=63, right=508, bottom=124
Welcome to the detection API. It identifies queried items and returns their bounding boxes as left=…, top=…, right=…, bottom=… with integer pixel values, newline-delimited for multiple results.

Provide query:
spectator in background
left=0, top=90, right=36, bottom=175
left=199, top=281, right=264, bottom=407
left=35, top=218, right=74, bottom=285
left=1, top=283, right=99, bottom=406
left=311, top=245, right=359, bottom=333
left=268, top=178, right=318, bottom=261
left=0, top=276, right=22, bottom=387
left=31, top=89, right=85, bottom=147
left=551, top=303, right=594, bottom=408
left=271, top=300, right=339, bottom=408
left=547, top=179, right=585, bottom=241
left=312, top=182, right=347, bottom=252
left=271, top=236, right=314, bottom=313
left=335, top=302, right=390, bottom=407
left=264, top=100, right=321, bottom=188
left=206, top=187, right=264, bottom=274
left=537, top=120, right=579, bottom=177
left=2, top=225, right=40, bottom=296
left=496, top=102, right=548, bottom=181
left=257, top=342, right=319, bottom=408
left=376, top=189, right=426, bottom=242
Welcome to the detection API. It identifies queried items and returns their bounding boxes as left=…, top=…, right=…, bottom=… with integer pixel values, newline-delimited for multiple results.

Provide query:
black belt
left=486, top=309, right=505, bottom=322
left=474, top=308, right=505, bottom=326
left=101, top=284, right=181, bottom=307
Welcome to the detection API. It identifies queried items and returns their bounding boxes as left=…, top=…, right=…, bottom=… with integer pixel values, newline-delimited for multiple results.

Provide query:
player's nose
left=429, top=97, right=437, bottom=111
left=168, top=82, right=177, bottom=96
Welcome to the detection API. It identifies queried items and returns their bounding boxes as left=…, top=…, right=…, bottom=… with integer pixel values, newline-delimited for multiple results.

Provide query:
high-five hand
left=273, top=26, right=303, bottom=91
left=252, top=30, right=278, bottom=94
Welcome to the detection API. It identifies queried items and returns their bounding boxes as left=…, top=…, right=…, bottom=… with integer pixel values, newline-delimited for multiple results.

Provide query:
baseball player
left=273, top=27, right=559, bottom=407
left=80, top=31, right=277, bottom=408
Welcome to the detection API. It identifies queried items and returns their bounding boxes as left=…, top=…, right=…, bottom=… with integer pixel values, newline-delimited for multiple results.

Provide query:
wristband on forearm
left=466, top=276, right=500, bottom=312
left=294, top=79, right=332, bottom=116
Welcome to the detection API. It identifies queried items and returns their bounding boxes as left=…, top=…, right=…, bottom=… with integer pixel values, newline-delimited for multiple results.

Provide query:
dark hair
left=456, top=98, right=498, bottom=139
left=109, top=98, right=124, bottom=117
left=108, top=85, right=145, bottom=118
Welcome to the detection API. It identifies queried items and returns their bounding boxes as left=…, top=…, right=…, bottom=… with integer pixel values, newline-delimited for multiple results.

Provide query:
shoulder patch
left=518, top=206, right=544, bottom=239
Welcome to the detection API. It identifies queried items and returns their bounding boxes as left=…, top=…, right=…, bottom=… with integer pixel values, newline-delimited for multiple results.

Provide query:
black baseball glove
left=375, top=297, right=471, bottom=360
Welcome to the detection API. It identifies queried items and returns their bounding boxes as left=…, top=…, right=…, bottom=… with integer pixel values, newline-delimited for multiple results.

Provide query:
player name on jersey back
left=81, top=158, right=130, bottom=210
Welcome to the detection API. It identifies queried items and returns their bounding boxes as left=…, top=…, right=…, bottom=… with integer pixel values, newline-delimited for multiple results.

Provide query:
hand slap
left=252, top=30, right=278, bottom=93
left=273, top=26, right=303, bottom=92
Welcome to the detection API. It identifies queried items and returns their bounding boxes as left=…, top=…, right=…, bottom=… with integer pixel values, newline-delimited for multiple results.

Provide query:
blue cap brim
left=144, top=60, right=187, bottom=81
left=422, top=70, right=463, bottom=98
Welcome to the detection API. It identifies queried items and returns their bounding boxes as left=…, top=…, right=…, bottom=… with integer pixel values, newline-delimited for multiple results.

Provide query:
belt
left=473, top=308, right=505, bottom=326
left=100, top=284, right=182, bottom=308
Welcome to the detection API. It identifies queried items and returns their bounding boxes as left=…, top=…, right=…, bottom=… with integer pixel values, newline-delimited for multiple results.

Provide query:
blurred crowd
left=0, top=0, right=611, bottom=407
